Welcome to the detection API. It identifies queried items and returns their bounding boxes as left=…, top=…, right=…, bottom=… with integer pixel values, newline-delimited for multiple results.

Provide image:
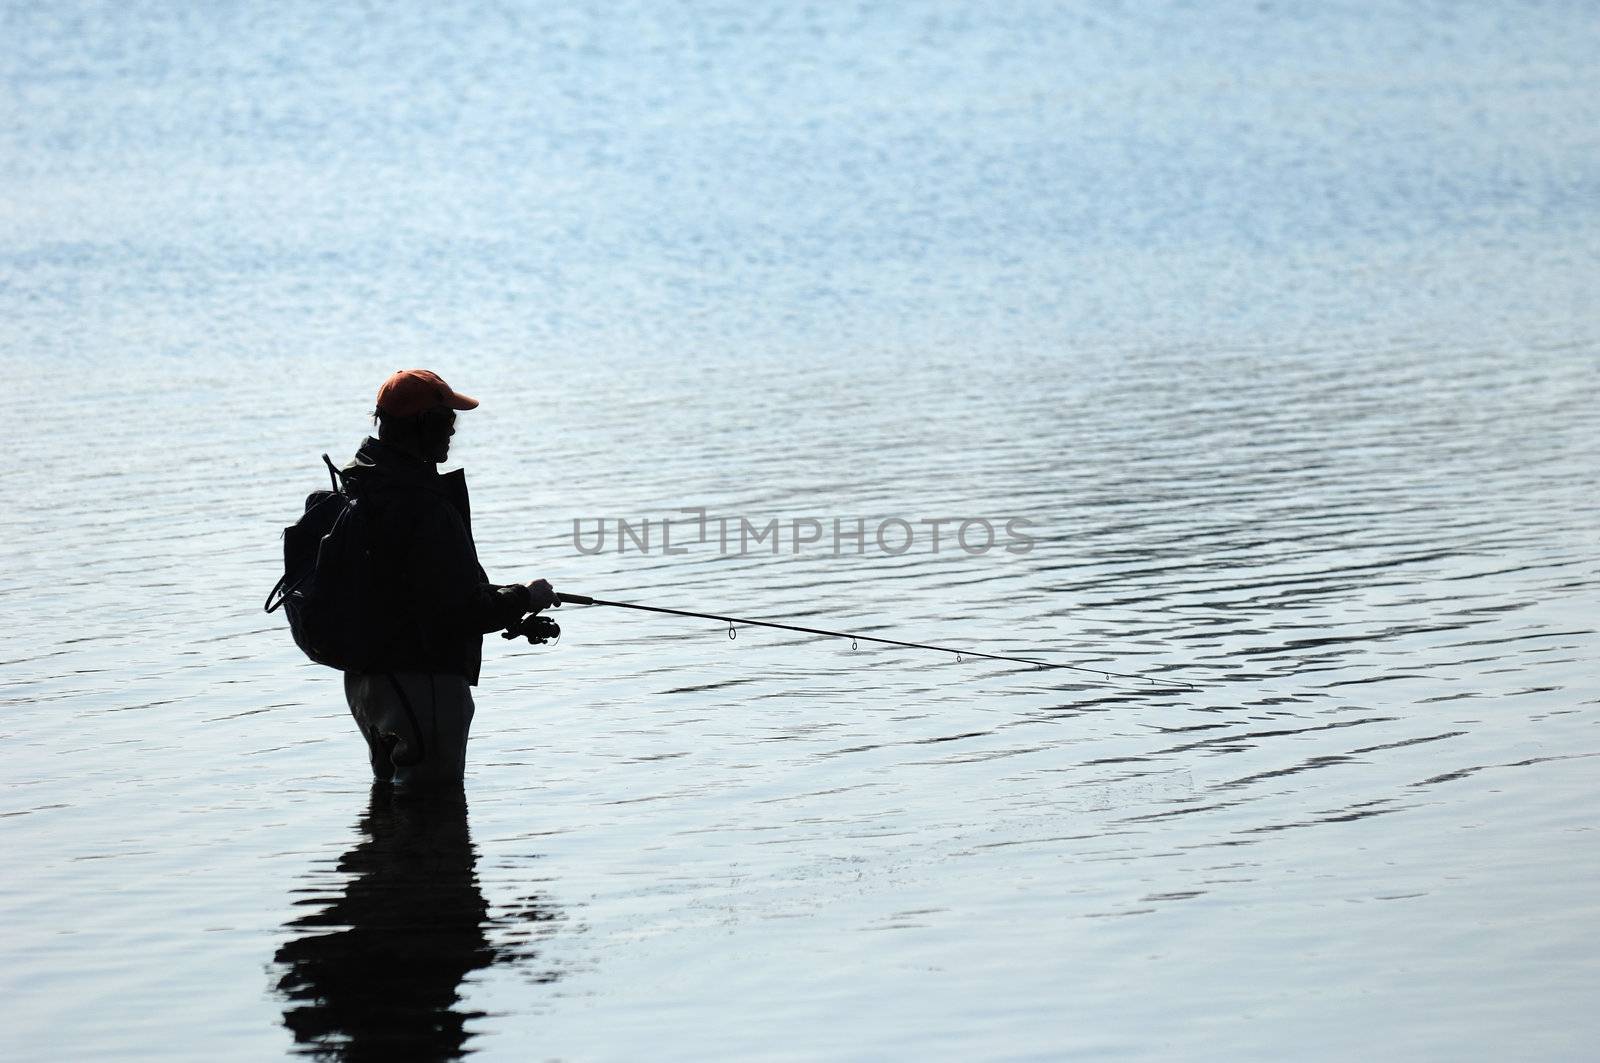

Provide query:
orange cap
left=375, top=369, right=480, bottom=417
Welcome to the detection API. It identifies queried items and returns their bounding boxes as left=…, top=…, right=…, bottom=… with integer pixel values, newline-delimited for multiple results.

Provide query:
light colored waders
left=344, top=671, right=475, bottom=787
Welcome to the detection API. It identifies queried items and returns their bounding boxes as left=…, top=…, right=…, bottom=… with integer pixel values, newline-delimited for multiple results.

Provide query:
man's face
left=424, top=408, right=457, bottom=463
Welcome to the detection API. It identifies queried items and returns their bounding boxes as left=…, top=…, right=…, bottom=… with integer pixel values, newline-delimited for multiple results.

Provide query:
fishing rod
left=520, top=592, right=1194, bottom=690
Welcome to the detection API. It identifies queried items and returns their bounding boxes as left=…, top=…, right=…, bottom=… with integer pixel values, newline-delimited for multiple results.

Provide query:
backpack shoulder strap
left=324, top=453, right=361, bottom=495
left=264, top=572, right=290, bottom=614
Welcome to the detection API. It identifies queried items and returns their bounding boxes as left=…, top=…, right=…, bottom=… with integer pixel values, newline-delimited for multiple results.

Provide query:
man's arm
left=404, top=502, right=544, bottom=635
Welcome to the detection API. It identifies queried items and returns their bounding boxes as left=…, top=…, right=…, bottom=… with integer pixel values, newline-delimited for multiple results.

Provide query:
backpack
left=264, top=455, right=395, bottom=672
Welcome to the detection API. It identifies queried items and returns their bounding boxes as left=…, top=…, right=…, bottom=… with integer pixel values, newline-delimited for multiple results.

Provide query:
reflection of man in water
left=274, top=787, right=557, bottom=1060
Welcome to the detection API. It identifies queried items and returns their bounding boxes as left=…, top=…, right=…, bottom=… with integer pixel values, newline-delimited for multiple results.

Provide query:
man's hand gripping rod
left=501, top=584, right=563, bottom=645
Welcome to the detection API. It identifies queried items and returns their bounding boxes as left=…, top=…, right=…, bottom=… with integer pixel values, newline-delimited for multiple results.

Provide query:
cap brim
left=446, top=391, right=479, bottom=411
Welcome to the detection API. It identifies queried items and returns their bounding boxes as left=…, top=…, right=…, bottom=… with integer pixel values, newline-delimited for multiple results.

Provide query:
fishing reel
left=502, top=613, right=561, bottom=646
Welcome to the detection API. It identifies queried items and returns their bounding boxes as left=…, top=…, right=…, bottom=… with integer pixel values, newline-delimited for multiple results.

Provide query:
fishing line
left=552, top=593, right=1194, bottom=690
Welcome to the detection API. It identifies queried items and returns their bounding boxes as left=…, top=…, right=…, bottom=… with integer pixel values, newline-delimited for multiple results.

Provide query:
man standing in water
left=338, top=369, right=555, bottom=787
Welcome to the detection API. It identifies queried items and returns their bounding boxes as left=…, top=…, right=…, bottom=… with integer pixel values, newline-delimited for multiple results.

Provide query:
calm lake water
left=4, top=2, right=1599, bottom=1059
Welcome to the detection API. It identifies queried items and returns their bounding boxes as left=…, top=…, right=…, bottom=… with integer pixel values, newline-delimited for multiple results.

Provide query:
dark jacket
left=340, top=438, right=531, bottom=685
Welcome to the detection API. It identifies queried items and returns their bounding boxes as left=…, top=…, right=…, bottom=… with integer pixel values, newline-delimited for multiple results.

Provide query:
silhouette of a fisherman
left=338, top=369, right=555, bottom=787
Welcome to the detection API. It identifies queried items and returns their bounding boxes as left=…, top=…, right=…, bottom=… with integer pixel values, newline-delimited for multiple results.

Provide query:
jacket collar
left=347, top=437, right=472, bottom=527
left=351, top=436, right=434, bottom=483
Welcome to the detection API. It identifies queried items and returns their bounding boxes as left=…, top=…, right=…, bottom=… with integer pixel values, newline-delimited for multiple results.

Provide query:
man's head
left=374, top=369, right=478, bottom=464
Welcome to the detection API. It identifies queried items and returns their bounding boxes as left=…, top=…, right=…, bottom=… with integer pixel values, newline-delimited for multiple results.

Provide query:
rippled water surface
left=4, top=2, right=1600, bottom=1060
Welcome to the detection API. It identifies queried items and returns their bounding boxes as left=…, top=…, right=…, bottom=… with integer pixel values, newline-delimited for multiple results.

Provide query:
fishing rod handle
left=556, top=592, right=594, bottom=606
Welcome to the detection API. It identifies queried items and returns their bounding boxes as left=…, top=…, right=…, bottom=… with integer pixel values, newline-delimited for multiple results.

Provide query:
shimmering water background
left=4, top=2, right=1600, bottom=1059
